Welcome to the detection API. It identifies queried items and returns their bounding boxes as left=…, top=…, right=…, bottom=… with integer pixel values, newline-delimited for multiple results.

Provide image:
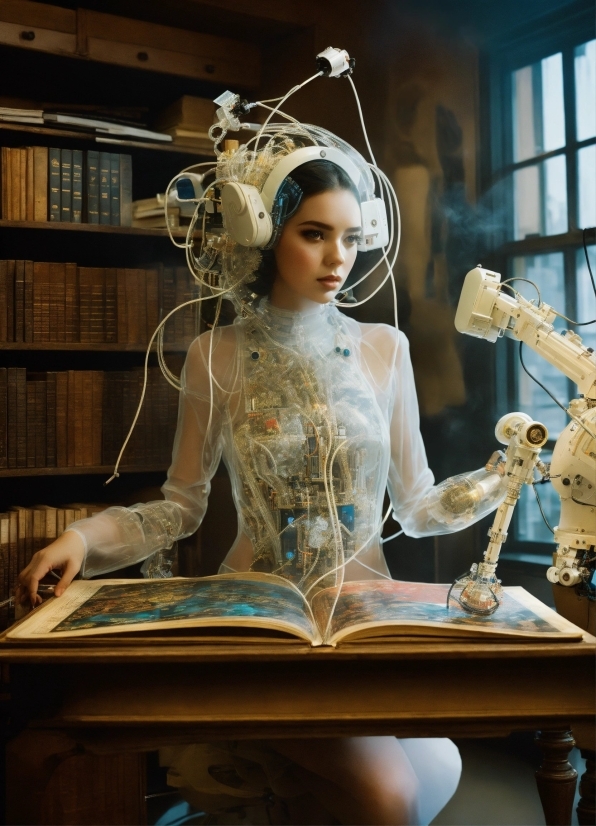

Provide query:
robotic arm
left=451, top=267, right=596, bottom=614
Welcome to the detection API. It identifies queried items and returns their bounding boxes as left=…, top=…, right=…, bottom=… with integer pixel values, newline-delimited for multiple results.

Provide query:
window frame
left=483, top=2, right=595, bottom=555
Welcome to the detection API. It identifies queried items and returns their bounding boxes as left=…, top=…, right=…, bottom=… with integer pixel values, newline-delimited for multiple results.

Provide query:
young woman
left=17, top=158, right=505, bottom=825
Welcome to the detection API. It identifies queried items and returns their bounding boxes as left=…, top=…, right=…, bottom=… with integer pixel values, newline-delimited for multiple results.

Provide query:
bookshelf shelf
left=0, top=122, right=214, bottom=157
left=0, top=219, right=196, bottom=238
left=0, top=342, right=188, bottom=352
left=0, top=465, right=167, bottom=478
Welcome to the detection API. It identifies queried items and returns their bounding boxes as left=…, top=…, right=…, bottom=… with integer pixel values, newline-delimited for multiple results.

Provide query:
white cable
left=382, top=529, right=404, bottom=544
left=347, top=75, right=376, bottom=166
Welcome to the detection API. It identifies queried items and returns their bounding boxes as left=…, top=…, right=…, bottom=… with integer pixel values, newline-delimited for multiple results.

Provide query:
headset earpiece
left=220, top=183, right=272, bottom=247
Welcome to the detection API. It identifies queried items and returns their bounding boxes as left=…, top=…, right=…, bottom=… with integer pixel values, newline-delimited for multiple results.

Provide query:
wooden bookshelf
left=0, top=219, right=198, bottom=238
left=0, top=465, right=167, bottom=478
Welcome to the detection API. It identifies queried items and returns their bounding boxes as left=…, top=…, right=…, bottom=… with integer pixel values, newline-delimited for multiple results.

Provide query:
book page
left=7, top=573, right=321, bottom=643
left=310, top=581, right=585, bottom=645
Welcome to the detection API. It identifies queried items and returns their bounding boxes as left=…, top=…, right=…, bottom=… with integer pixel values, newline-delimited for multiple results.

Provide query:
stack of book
left=0, top=261, right=200, bottom=346
left=0, top=502, right=107, bottom=627
left=153, top=96, right=215, bottom=152
left=132, top=195, right=179, bottom=230
left=0, top=106, right=43, bottom=125
left=0, top=367, right=179, bottom=470
left=0, top=147, right=132, bottom=225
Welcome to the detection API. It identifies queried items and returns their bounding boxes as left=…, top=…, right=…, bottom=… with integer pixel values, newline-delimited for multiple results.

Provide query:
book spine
left=33, top=146, right=48, bottom=222
left=8, top=512, right=17, bottom=610
left=86, top=149, right=99, bottom=224
left=34, top=380, right=46, bottom=468
left=55, top=371, right=68, bottom=467
left=26, top=147, right=34, bottom=221
left=0, top=260, right=7, bottom=342
left=24, top=260, right=33, bottom=342
left=6, top=368, right=17, bottom=467
left=116, top=268, right=127, bottom=343
left=74, top=371, right=84, bottom=467
left=6, top=260, right=14, bottom=342
left=99, top=152, right=111, bottom=225
left=46, top=371, right=57, bottom=467
left=101, top=372, right=114, bottom=465
left=104, top=268, right=117, bottom=343
left=1, top=147, right=8, bottom=219
left=91, top=371, right=103, bottom=466
left=110, top=153, right=120, bottom=226
left=125, top=269, right=139, bottom=343
left=56, top=262, right=66, bottom=343
left=78, top=267, right=92, bottom=343
left=15, top=367, right=26, bottom=468
left=32, top=261, right=46, bottom=342
left=89, top=267, right=105, bottom=343
left=64, top=262, right=78, bottom=342
left=145, top=268, right=159, bottom=343
left=41, top=259, right=50, bottom=342
left=81, top=371, right=93, bottom=466
left=119, top=154, right=132, bottom=227
left=13, top=260, right=24, bottom=343
left=18, top=148, right=26, bottom=221
left=0, top=368, right=6, bottom=468
left=48, top=262, right=60, bottom=342
left=72, top=149, right=83, bottom=223
left=137, top=269, right=148, bottom=344
left=67, top=370, right=76, bottom=467
left=26, top=381, right=35, bottom=468
left=48, top=148, right=61, bottom=222
left=60, top=148, right=72, bottom=222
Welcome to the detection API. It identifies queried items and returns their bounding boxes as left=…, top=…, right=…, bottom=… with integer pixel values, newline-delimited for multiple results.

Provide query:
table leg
left=577, top=750, right=595, bottom=826
left=535, top=730, right=578, bottom=826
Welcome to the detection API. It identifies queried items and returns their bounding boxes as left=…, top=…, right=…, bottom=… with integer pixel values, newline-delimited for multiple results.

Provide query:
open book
left=6, top=573, right=585, bottom=646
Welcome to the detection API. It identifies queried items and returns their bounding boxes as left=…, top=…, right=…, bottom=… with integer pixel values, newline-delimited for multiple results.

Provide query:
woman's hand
left=16, top=531, right=86, bottom=609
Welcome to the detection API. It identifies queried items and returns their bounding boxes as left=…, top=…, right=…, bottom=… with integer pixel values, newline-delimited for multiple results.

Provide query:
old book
left=34, top=379, right=46, bottom=468
left=7, top=511, right=17, bottom=609
left=72, top=149, right=83, bottom=223
left=41, top=261, right=51, bottom=342
left=91, top=371, right=103, bottom=466
left=26, top=146, right=34, bottom=221
left=110, top=153, right=120, bottom=226
left=33, top=145, right=48, bottom=222
left=6, top=368, right=17, bottom=468
left=64, top=262, right=78, bottom=342
left=49, top=262, right=66, bottom=343
left=23, top=260, right=34, bottom=342
left=32, top=261, right=48, bottom=342
left=0, top=514, right=8, bottom=624
left=86, top=149, right=99, bottom=224
left=137, top=270, right=148, bottom=345
left=80, top=371, right=92, bottom=466
left=154, top=95, right=215, bottom=132
left=0, top=368, right=6, bottom=468
left=98, top=152, right=111, bottom=225
left=46, top=371, right=57, bottom=467
left=19, top=148, right=26, bottom=220
left=78, top=267, right=93, bottom=343
left=115, top=269, right=127, bottom=343
left=13, top=260, right=24, bottom=342
left=36, top=505, right=57, bottom=548
left=55, top=372, right=68, bottom=467
left=5, top=260, right=15, bottom=342
left=145, top=268, right=159, bottom=344
left=15, top=367, right=26, bottom=468
left=25, top=381, right=35, bottom=468
left=6, top=578, right=587, bottom=647
left=67, top=370, right=76, bottom=467
left=120, top=154, right=132, bottom=227
left=0, top=260, right=7, bottom=341
left=1, top=147, right=8, bottom=218
left=32, top=508, right=43, bottom=553
left=48, top=148, right=61, bottom=222
left=60, top=148, right=72, bottom=222
left=9, top=149, right=24, bottom=221
left=89, top=268, right=105, bottom=343
left=10, top=506, right=29, bottom=575
left=124, top=269, right=139, bottom=344
left=104, top=268, right=117, bottom=343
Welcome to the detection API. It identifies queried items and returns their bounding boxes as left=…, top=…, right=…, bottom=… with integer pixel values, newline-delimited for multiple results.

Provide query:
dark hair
left=250, top=159, right=360, bottom=296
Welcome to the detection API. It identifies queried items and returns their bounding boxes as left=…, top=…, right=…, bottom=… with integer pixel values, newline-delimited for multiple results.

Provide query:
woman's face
left=269, top=188, right=361, bottom=312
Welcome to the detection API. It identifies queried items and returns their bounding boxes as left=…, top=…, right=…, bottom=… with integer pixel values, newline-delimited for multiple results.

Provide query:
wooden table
left=1, top=634, right=595, bottom=825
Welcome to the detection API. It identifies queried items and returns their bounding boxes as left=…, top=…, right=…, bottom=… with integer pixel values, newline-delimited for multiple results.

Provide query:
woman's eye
left=302, top=229, right=324, bottom=240
left=346, top=234, right=362, bottom=245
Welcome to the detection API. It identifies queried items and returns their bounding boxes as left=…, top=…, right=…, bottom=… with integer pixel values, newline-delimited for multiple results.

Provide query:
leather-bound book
left=116, top=268, right=127, bottom=343
left=0, top=260, right=7, bottom=341
left=49, top=262, right=66, bottom=342
left=55, top=372, right=68, bottom=467
left=1, top=147, right=8, bottom=218
left=60, top=148, right=72, bottom=222
left=137, top=269, right=148, bottom=345
left=81, top=371, right=93, bottom=466
left=89, top=268, right=105, bottom=343
left=99, top=152, right=111, bottom=225
left=48, top=148, right=60, bottom=222
left=72, top=149, right=83, bottom=223
left=66, top=370, right=76, bottom=466
left=41, top=261, right=51, bottom=342
left=78, top=267, right=93, bottom=343
left=34, top=379, right=46, bottom=468
left=74, top=371, right=84, bottom=467
left=33, top=146, right=48, bottom=222
left=14, top=260, right=24, bottom=342
left=6, top=368, right=17, bottom=468
left=15, top=367, right=26, bottom=468
left=5, top=260, right=15, bottom=342
left=105, top=268, right=117, bottom=343
left=64, top=262, right=78, bottom=342
left=14, top=148, right=26, bottom=221
left=86, top=149, right=99, bottom=224
left=145, top=268, right=159, bottom=345
left=120, top=154, right=132, bottom=227
left=46, top=371, right=57, bottom=467
left=91, top=371, right=103, bottom=466
left=26, top=380, right=35, bottom=468
left=109, top=153, right=120, bottom=226
left=125, top=269, right=139, bottom=343
left=0, top=368, right=6, bottom=469
left=26, top=147, right=34, bottom=221
left=23, top=260, right=34, bottom=342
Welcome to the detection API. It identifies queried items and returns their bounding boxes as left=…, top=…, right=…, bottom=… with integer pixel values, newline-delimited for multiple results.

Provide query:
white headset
left=220, top=145, right=389, bottom=251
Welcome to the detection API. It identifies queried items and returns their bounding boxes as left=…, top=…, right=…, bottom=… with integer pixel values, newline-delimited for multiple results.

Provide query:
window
left=489, top=16, right=596, bottom=551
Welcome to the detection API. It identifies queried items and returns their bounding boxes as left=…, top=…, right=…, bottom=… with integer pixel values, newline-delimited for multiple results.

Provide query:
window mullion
left=563, top=46, right=578, bottom=231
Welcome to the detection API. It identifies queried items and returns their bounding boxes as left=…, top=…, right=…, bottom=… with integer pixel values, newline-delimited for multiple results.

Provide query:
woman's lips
left=317, top=276, right=342, bottom=289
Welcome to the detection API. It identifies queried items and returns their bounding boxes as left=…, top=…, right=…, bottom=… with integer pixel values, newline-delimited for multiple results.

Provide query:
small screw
left=320, top=150, right=327, bottom=158
left=258, top=212, right=264, bottom=219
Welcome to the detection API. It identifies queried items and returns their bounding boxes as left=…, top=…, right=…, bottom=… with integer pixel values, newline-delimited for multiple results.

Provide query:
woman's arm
left=17, top=328, right=232, bottom=603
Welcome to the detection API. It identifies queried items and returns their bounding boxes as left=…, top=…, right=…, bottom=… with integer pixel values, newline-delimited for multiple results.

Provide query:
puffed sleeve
left=66, top=328, right=234, bottom=577
left=382, top=328, right=506, bottom=537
